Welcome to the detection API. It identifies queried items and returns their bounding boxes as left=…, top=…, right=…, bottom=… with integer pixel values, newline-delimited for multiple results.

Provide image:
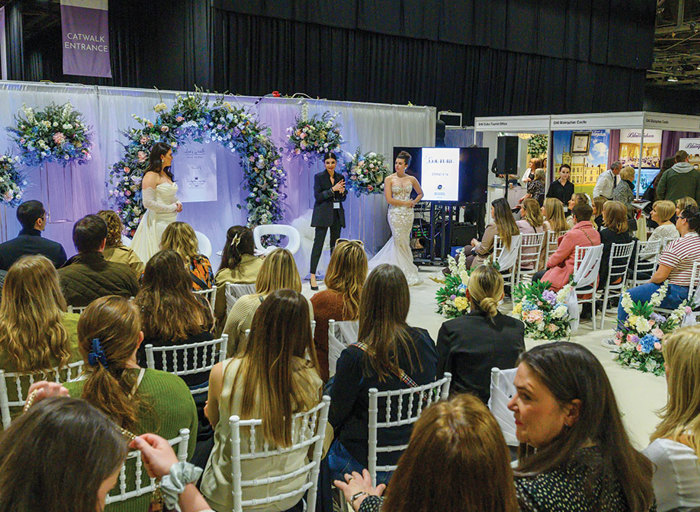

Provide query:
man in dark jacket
left=58, top=214, right=139, bottom=307
left=0, top=200, right=67, bottom=270
left=657, top=150, right=700, bottom=204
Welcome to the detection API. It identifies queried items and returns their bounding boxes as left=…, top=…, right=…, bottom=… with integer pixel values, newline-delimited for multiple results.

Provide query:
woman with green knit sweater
left=64, top=295, right=198, bottom=512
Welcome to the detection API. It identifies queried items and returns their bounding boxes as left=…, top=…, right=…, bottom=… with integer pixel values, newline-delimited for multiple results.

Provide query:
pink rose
left=123, top=166, right=130, bottom=174
left=140, top=136, right=149, bottom=144
left=636, top=344, right=643, bottom=352
left=176, top=116, right=184, bottom=122
left=686, top=306, right=693, bottom=314
left=614, top=337, right=622, bottom=346
left=652, top=328, right=664, bottom=339
left=626, top=334, right=636, bottom=343
left=300, top=132, right=307, bottom=139
left=147, top=122, right=153, bottom=128
left=125, top=190, right=131, bottom=196
left=654, top=342, right=662, bottom=350
left=52, top=132, right=65, bottom=145
left=137, top=151, right=147, bottom=163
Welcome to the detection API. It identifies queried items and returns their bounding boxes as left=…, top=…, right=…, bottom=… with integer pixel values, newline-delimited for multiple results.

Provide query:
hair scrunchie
left=88, top=338, right=109, bottom=368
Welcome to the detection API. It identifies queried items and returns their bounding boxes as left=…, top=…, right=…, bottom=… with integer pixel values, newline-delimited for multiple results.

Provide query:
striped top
left=658, top=232, right=700, bottom=286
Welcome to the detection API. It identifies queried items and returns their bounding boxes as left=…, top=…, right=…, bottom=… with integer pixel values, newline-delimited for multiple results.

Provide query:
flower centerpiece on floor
left=346, top=149, right=391, bottom=196
left=614, top=283, right=691, bottom=376
left=286, top=111, right=343, bottom=162
left=512, top=281, right=573, bottom=340
left=8, top=102, right=92, bottom=167
left=434, top=250, right=473, bottom=318
left=0, top=154, right=25, bottom=206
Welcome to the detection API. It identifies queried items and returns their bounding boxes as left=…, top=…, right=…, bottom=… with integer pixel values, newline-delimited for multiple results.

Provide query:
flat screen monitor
left=392, top=147, right=489, bottom=203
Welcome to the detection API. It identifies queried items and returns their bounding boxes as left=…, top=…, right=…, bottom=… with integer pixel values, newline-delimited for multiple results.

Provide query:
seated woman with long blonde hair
left=201, top=289, right=322, bottom=512
left=161, top=221, right=214, bottom=291
left=311, top=239, right=367, bottom=381
left=222, top=248, right=305, bottom=356
left=0, top=255, right=82, bottom=419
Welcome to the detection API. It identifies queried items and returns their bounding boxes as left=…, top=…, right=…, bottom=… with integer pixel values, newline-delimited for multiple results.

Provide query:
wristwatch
left=350, top=491, right=369, bottom=506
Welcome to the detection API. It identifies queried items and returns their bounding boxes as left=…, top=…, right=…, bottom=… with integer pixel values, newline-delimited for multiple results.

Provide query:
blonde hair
left=592, top=196, right=607, bottom=217
left=77, top=296, right=144, bottom=430
left=677, top=197, right=698, bottom=212
left=97, top=210, right=124, bottom=248
left=468, top=265, right=504, bottom=319
left=492, top=198, right=519, bottom=250
left=324, top=241, right=367, bottom=320
left=653, top=200, right=676, bottom=223
left=0, top=255, right=71, bottom=371
left=534, top=168, right=546, bottom=182
left=620, top=166, right=635, bottom=182
left=255, top=248, right=301, bottom=295
left=160, top=221, right=199, bottom=262
left=603, top=201, right=628, bottom=234
left=651, top=325, right=700, bottom=459
left=521, top=198, right=543, bottom=229
left=543, top=198, right=568, bottom=233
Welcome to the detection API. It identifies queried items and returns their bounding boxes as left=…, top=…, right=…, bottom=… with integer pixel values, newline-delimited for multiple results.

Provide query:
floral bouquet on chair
left=512, top=281, right=573, bottom=340
left=434, top=250, right=473, bottom=318
left=614, top=283, right=692, bottom=376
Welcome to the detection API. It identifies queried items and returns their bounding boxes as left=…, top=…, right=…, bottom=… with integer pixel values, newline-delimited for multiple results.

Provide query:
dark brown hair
left=383, top=394, right=519, bottom=512
left=357, top=264, right=419, bottom=380
left=396, top=150, right=412, bottom=167
left=234, top=289, right=320, bottom=446
left=572, top=202, right=593, bottom=222
left=514, top=342, right=654, bottom=511
left=77, top=296, right=144, bottom=430
left=0, top=397, right=127, bottom=512
left=135, top=250, right=213, bottom=340
left=145, top=141, right=174, bottom=180
left=219, top=225, right=255, bottom=272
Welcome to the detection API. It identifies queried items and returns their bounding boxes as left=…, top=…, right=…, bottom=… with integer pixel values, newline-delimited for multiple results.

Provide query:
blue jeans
left=617, top=282, right=689, bottom=324
left=327, top=440, right=392, bottom=486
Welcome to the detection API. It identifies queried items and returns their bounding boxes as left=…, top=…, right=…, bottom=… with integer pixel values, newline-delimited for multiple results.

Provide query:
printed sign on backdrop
left=679, top=138, right=700, bottom=169
left=619, top=129, right=662, bottom=169
left=173, top=142, right=218, bottom=203
left=60, top=0, right=111, bottom=78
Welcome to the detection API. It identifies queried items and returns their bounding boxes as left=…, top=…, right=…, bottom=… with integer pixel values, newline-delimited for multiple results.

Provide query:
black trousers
left=310, top=210, right=343, bottom=274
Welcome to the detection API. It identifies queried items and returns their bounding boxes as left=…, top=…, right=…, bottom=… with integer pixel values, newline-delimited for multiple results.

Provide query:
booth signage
left=644, top=113, right=700, bottom=132
left=474, top=116, right=550, bottom=131
left=60, top=0, right=112, bottom=78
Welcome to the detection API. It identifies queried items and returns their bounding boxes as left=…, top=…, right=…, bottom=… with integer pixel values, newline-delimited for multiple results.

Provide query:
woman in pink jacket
left=533, top=203, right=600, bottom=291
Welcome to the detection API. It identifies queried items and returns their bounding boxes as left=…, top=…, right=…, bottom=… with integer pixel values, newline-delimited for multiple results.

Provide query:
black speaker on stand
left=496, top=135, right=519, bottom=203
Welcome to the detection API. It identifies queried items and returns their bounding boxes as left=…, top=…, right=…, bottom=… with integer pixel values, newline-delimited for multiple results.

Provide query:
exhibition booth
left=475, top=112, right=700, bottom=203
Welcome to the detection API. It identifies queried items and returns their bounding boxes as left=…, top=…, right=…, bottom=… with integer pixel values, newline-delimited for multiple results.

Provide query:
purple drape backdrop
left=661, top=131, right=700, bottom=161
left=607, top=129, right=620, bottom=167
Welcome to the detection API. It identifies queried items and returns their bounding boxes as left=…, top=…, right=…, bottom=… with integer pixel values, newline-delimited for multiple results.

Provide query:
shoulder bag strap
left=351, top=343, right=419, bottom=388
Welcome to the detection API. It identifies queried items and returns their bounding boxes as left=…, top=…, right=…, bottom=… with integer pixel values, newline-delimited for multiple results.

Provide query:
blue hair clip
left=88, top=338, right=108, bottom=368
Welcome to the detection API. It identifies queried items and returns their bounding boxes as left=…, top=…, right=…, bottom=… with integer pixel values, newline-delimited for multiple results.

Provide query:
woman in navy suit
left=309, top=152, right=346, bottom=290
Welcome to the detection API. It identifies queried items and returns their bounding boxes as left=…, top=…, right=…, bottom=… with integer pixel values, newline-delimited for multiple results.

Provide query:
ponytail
left=77, top=297, right=144, bottom=430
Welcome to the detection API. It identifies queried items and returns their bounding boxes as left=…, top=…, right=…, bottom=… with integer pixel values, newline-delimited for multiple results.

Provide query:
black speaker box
left=451, top=223, right=478, bottom=246
left=496, top=136, right=519, bottom=175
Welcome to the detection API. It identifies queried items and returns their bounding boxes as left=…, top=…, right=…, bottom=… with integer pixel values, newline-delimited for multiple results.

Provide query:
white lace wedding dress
left=368, top=182, right=421, bottom=285
left=131, top=182, right=179, bottom=263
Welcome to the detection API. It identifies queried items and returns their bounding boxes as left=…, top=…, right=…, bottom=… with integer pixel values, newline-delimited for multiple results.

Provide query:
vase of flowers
left=286, top=111, right=343, bottom=162
left=346, top=149, right=391, bottom=196
left=512, top=281, right=573, bottom=340
left=434, top=250, right=473, bottom=318
left=614, top=284, right=692, bottom=375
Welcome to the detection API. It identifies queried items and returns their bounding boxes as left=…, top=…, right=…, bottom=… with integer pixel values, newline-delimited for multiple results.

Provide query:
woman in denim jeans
left=618, top=206, right=700, bottom=325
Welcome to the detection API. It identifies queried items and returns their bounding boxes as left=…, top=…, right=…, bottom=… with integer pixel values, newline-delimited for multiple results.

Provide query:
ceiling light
left=667, top=76, right=679, bottom=82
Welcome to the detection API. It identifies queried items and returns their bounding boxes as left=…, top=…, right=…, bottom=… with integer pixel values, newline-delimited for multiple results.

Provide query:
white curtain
left=0, top=81, right=435, bottom=268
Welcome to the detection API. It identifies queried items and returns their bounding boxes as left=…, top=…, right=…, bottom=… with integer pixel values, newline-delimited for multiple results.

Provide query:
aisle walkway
left=305, top=266, right=667, bottom=449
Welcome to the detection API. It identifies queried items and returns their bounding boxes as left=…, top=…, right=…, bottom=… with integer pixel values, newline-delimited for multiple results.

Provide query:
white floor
left=303, top=266, right=667, bottom=450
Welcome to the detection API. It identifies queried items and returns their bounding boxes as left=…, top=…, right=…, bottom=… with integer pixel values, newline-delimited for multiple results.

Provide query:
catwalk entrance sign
left=60, top=0, right=111, bottom=78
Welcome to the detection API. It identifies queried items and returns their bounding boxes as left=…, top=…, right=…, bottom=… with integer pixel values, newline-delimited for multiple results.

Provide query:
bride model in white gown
left=368, top=151, right=424, bottom=285
left=130, top=144, right=183, bottom=263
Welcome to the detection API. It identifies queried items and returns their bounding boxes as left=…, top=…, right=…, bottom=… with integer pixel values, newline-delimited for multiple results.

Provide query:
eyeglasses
left=337, top=238, right=364, bottom=247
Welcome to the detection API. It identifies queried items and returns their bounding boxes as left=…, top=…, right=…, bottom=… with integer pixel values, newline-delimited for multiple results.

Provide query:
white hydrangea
left=552, top=305, right=568, bottom=319
left=635, top=316, right=651, bottom=334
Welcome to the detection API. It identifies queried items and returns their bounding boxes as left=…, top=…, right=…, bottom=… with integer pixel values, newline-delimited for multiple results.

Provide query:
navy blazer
left=311, top=170, right=347, bottom=228
left=0, top=229, right=67, bottom=270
